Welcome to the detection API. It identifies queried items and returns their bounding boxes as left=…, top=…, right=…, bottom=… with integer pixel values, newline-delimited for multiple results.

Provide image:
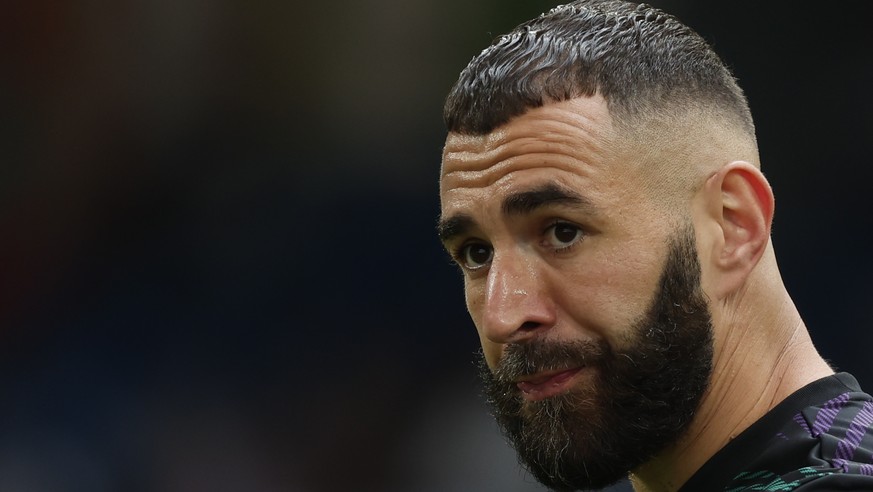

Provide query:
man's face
left=479, top=227, right=713, bottom=490
left=438, top=96, right=714, bottom=489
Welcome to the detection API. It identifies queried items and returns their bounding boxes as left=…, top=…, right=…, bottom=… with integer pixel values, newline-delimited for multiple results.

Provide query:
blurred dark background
left=1, top=1, right=870, bottom=491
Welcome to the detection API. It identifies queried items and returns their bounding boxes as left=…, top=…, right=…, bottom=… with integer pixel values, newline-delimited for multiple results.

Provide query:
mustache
left=489, top=339, right=607, bottom=384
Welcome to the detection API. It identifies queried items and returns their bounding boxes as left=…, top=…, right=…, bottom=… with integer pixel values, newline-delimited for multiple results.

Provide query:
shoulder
left=723, top=373, right=873, bottom=491
left=682, top=373, right=873, bottom=492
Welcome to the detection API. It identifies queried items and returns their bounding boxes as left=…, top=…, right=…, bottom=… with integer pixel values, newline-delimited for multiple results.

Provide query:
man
left=436, top=1, right=873, bottom=491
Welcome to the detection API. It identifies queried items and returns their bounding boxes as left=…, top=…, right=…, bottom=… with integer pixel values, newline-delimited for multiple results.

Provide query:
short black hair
left=444, top=0, right=754, bottom=137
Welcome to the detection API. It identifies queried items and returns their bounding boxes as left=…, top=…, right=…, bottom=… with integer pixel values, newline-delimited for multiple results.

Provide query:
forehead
left=440, top=96, right=630, bottom=210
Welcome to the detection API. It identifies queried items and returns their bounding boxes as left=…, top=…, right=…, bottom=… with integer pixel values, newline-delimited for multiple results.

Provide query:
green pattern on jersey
left=726, top=467, right=834, bottom=491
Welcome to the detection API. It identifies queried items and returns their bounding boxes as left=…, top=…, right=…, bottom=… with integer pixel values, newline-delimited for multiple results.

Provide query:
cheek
left=463, top=278, right=483, bottom=324
left=464, top=281, right=502, bottom=368
left=478, top=336, right=502, bottom=370
left=557, top=246, right=662, bottom=339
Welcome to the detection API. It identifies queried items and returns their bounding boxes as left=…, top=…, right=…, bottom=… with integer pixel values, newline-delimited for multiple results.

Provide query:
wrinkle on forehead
left=440, top=97, right=615, bottom=192
left=442, top=158, right=589, bottom=194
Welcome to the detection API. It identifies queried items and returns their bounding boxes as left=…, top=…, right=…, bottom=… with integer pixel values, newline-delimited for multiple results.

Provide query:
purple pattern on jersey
left=794, top=413, right=812, bottom=436
left=835, top=401, right=873, bottom=461
left=811, top=392, right=851, bottom=437
left=861, top=463, right=873, bottom=476
left=832, top=458, right=850, bottom=473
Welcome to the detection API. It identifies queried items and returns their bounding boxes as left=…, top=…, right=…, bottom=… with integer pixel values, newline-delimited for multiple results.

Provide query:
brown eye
left=461, top=243, right=493, bottom=269
left=546, top=222, right=584, bottom=250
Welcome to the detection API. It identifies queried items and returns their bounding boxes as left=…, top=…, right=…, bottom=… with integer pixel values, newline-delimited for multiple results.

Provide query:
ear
left=700, top=161, right=774, bottom=300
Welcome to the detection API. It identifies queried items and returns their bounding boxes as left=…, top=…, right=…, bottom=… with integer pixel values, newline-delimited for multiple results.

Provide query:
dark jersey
left=681, top=372, right=873, bottom=491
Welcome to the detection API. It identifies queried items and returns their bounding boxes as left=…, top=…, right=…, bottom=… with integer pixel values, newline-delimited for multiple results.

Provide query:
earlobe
left=705, top=161, right=774, bottom=298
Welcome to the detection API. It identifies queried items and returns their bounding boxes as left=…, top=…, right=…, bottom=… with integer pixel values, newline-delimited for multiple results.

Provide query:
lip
left=516, top=367, right=584, bottom=401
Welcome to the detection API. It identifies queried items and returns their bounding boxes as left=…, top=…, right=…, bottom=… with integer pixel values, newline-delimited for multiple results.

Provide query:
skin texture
left=440, top=96, right=667, bottom=359
left=438, top=95, right=834, bottom=491
left=477, top=223, right=714, bottom=490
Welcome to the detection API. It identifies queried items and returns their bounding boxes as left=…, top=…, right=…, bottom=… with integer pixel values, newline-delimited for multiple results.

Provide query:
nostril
left=519, top=321, right=540, bottom=331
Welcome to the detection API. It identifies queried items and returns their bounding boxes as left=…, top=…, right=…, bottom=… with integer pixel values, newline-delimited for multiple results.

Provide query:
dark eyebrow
left=502, top=182, right=594, bottom=216
left=437, top=213, right=475, bottom=244
left=437, top=182, right=596, bottom=246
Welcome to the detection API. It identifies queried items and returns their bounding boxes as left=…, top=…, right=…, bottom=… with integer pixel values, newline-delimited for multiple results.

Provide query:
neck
left=628, top=275, right=833, bottom=492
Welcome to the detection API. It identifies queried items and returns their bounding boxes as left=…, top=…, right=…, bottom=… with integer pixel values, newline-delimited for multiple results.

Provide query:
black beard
left=478, top=226, right=714, bottom=491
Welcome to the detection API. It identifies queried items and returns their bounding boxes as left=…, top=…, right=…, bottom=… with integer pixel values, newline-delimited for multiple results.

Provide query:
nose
left=479, top=252, right=556, bottom=344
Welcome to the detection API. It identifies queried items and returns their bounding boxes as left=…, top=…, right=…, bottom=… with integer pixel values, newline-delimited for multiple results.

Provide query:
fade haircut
left=443, top=0, right=756, bottom=140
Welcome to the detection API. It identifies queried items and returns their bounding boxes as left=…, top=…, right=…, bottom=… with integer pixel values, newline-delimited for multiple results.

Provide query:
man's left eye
left=545, top=222, right=583, bottom=248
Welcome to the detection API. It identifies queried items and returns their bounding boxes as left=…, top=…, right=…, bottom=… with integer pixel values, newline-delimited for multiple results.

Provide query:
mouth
left=515, top=366, right=584, bottom=401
